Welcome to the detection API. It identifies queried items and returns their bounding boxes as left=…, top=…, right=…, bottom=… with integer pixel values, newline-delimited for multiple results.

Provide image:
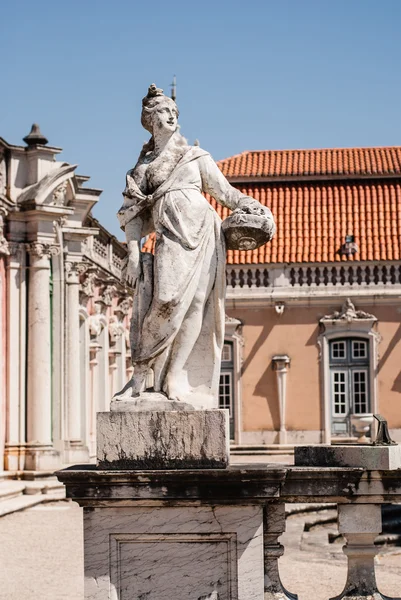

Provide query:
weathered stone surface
left=294, top=444, right=401, bottom=469
left=115, top=83, right=275, bottom=408
left=222, top=205, right=275, bottom=250
left=81, top=504, right=263, bottom=600
left=110, top=391, right=194, bottom=412
left=97, top=409, right=229, bottom=469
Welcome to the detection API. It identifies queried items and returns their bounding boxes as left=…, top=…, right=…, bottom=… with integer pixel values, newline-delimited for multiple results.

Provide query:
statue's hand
left=121, top=255, right=141, bottom=289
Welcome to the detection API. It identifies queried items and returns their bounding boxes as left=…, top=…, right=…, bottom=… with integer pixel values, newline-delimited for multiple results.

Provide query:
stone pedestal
left=97, top=409, right=229, bottom=469
left=84, top=504, right=263, bottom=600
left=294, top=444, right=401, bottom=469
left=57, top=466, right=286, bottom=600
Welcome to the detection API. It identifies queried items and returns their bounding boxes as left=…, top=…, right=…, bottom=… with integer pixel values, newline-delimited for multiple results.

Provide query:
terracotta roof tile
left=218, top=147, right=401, bottom=179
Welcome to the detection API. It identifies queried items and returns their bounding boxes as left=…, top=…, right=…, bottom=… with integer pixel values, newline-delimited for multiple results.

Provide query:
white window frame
left=352, top=368, right=369, bottom=414
left=351, top=340, right=368, bottom=360
left=331, top=340, right=347, bottom=361
left=219, top=371, right=233, bottom=413
left=331, top=370, right=349, bottom=416
left=318, top=323, right=379, bottom=443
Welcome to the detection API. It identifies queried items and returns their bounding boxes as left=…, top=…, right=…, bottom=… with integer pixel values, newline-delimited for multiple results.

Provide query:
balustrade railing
left=227, top=262, right=401, bottom=289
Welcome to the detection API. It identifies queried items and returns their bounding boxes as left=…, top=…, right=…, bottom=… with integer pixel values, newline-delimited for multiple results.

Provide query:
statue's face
left=152, top=102, right=178, bottom=134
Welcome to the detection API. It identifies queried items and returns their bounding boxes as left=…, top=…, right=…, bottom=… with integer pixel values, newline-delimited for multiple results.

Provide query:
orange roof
left=218, top=147, right=401, bottom=180
left=142, top=147, right=401, bottom=264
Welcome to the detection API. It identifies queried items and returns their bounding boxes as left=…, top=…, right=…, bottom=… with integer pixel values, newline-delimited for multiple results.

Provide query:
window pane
left=332, top=371, right=347, bottom=415
left=352, top=340, right=368, bottom=360
left=219, top=372, right=232, bottom=412
left=331, top=341, right=346, bottom=360
left=353, top=370, right=368, bottom=414
left=222, top=344, right=232, bottom=363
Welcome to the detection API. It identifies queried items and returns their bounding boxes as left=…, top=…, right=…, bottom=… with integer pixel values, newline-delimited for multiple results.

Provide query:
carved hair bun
left=147, top=84, right=164, bottom=98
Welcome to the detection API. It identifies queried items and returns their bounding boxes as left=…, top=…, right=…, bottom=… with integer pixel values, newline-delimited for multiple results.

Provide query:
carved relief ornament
left=52, top=181, right=68, bottom=206
left=0, top=207, right=9, bottom=255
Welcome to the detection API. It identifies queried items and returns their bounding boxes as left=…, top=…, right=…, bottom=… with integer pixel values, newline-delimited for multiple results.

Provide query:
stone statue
left=115, top=84, right=275, bottom=409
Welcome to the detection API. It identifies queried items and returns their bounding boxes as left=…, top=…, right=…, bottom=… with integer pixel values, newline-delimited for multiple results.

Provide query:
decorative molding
left=8, top=241, right=23, bottom=258
left=115, top=295, right=133, bottom=318
left=26, top=242, right=61, bottom=258
left=52, top=215, right=68, bottom=232
left=52, top=181, right=68, bottom=206
left=0, top=207, right=9, bottom=255
left=79, top=268, right=98, bottom=303
left=88, top=303, right=107, bottom=338
left=101, top=284, right=118, bottom=306
left=108, top=315, right=125, bottom=343
left=321, top=298, right=376, bottom=323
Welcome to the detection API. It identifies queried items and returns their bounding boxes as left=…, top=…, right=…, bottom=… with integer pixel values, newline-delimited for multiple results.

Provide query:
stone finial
left=23, top=123, right=48, bottom=146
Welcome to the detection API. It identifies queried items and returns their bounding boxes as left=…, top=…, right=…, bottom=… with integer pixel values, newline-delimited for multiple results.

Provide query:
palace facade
left=216, top=147, right=401, bottom=444
left=1, top=129, right=401, bottom=472
left=0, top=126, right=132, bottom=472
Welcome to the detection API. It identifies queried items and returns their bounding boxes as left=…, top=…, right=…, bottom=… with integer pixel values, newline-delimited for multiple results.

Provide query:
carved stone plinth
left=97, top=409, right=230, bottom=469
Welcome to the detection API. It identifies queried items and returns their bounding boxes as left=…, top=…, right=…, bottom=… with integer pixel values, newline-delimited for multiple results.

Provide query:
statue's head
left=141, top=84, right=179, bottom=135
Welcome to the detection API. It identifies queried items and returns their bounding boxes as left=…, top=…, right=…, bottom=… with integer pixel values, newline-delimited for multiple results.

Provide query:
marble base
left=97, top=409, right=230, bottom=470
left=294, top=444, right=401, bottom=469
left=83, top=504, right=263, bottom=600
left=111, top=391, right=194, bottom=412
left=24, top=444, right=61, bottom=471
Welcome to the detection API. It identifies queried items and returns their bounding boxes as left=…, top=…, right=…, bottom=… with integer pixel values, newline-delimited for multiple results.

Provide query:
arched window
left=330, top=337, right=370, bottom=437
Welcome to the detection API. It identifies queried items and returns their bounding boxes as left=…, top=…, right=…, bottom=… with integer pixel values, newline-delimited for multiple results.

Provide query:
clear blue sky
left=1, top=0, right=401, bottom=238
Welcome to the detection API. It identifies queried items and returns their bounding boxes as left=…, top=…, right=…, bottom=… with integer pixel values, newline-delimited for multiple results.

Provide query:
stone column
left=272, top=356, right=290, bottom=445
left=331, top=504, right=392, bottom=600
left=264, top=503, right=297, bottom=600
left=64, top=261, right=89, bottom=463
left=26, top=242, right=60, bottom=470
left=89, top=342, right=101, bottom=458
left=65, top=262, right=81, bottom=442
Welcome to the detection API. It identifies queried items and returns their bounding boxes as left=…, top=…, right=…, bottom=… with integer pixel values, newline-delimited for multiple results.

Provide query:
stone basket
left=222, top=210, right=274, bottom=251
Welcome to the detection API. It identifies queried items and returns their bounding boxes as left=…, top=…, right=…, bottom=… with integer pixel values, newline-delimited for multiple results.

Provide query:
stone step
left=0, top=476, right=66, bottom=518
left=23, top=479, right=65, bottom=496
left=0, top=481, right=26, bottom=501
left=0, top=491, right=66, bottom=518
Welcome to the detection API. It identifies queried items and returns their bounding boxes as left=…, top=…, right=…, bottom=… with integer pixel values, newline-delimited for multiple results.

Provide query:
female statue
left=116, top=84, right=275, bottom=409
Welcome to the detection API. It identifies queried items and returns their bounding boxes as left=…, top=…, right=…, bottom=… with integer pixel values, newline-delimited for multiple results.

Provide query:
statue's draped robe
left=118, top=146, right=250, bottom=408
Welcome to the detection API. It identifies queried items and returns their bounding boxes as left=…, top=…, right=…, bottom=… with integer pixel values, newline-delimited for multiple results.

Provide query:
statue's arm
left=200, top=153, right=275, bottom=220
left=199, top=154, right=245, bottom=210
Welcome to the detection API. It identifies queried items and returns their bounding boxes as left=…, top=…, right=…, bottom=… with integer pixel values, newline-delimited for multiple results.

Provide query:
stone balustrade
left=226, top=261, right=401, bottom=303
left=58, top=464, right=401, bottom=600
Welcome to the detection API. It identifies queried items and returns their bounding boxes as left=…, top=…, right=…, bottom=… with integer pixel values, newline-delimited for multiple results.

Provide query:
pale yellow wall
left=228, top=302, right=401, bottom=434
